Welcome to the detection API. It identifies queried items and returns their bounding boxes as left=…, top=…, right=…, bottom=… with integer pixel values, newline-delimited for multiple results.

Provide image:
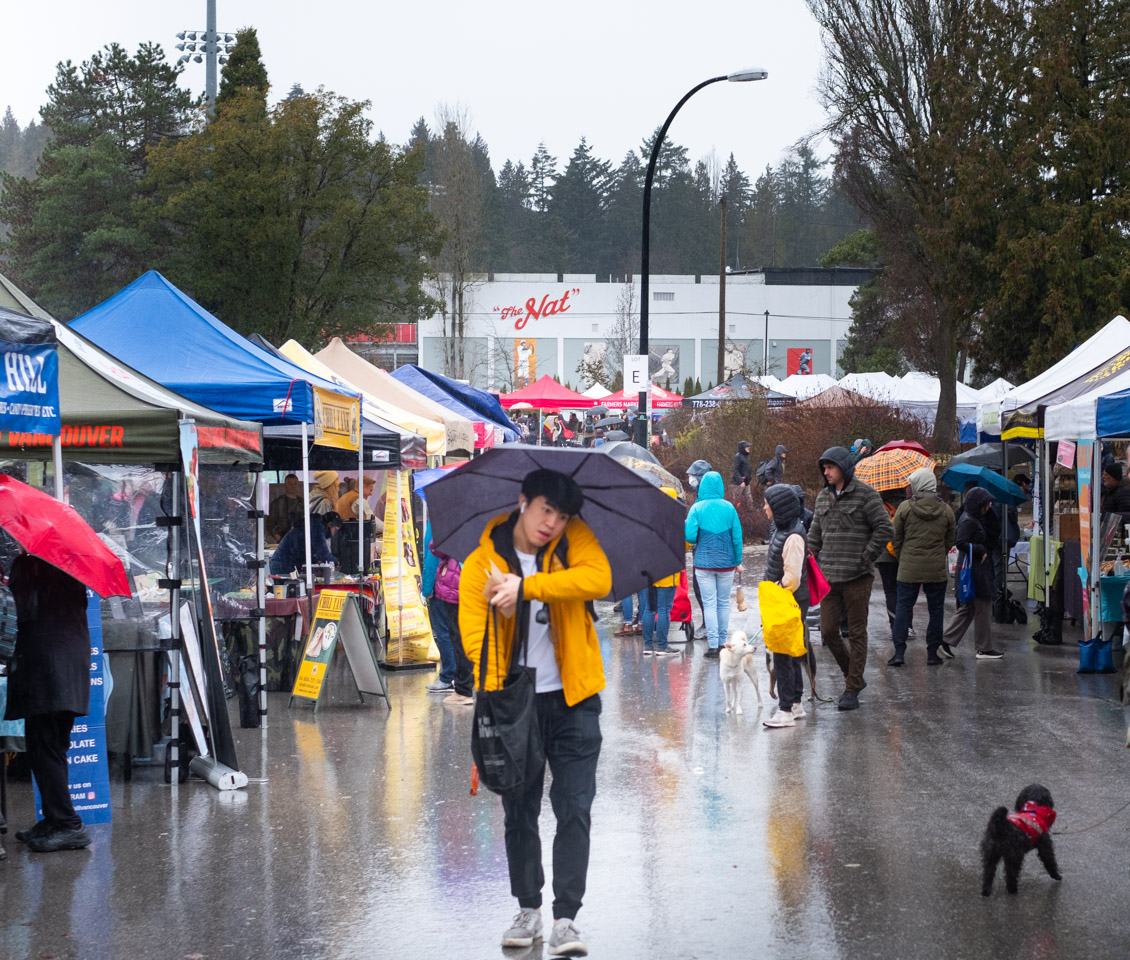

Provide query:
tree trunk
left=933, top=327, right=958, bottom=453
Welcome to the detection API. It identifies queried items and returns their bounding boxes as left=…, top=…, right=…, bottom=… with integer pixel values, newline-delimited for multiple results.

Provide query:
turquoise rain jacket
left=685, top=471, right=743, bottom=569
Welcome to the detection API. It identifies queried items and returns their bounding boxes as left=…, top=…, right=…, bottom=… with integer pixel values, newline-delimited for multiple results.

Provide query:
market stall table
left=213, top=595, right=311, bottom=692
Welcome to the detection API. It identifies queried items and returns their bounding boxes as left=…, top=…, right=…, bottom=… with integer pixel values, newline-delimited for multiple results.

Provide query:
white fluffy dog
left=720, top=630, right=762, bottom=715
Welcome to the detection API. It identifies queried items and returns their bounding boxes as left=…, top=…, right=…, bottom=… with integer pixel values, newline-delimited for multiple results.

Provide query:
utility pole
left=763, top=309, right=769, bottom=375
left=717, top=196, right=727, bottom=385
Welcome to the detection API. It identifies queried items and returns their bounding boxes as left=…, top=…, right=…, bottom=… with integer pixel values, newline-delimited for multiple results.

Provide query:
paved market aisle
left=1, top=586, right=1127, bottom=960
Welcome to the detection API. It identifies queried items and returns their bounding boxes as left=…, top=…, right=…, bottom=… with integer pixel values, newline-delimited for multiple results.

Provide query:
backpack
left=755, top=460, right=771, bottom=485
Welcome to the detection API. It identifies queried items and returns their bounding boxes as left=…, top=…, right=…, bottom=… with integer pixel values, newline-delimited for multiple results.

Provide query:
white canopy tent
left=774, top=373, right=838, bottom=400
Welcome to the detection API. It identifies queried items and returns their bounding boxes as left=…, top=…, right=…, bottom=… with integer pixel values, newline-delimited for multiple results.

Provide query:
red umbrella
left=0, top=475, right=130, bottom=597
left=875, top=439, right=930, bottom=457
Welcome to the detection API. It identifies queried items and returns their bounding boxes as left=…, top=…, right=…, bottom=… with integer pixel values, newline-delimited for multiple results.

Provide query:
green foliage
left=820, top=228, right=879, bottom=268
left=216, top=28, right=269, bottom=114
left=694, top=378, right=702, bottom=394
left=683, top=375, right=694, bottom=396
left=141, top=89, right=442, bottom=344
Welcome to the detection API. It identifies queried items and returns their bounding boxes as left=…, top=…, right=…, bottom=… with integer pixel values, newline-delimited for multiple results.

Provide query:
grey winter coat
left=4, top=554, right=91, bottom=720
left=892, top=495, right=956, bottom=583
left=808, top=446, right=894, bottom=583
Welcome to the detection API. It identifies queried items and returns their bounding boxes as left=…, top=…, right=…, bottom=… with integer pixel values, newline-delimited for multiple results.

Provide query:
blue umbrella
left=940, top=462, right=1027, bottom=505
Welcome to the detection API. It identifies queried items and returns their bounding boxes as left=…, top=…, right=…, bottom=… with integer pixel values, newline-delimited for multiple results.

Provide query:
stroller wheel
left=683, top=621, right=695, bottom=642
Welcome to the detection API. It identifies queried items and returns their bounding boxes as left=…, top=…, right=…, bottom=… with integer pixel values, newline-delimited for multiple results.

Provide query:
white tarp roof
left=838, top=371, right=901, bottom=401
left=774, top=373, right=838, bottom=399
left=983, top=316, right=1130, bottom=438
left=582, top=383, right=612, bottom=399
left=1043, top=364, right=1130, bottom=440
left=973, top=377, right=1013, bottom=401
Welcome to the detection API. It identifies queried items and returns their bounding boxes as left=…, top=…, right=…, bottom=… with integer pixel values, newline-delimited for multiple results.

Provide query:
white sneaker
left=763, top=709, right=796, bottom=728
left=547, top=918, right=588, bottom=957
left=791, top=703, right=807, bottom=719
left=907, top=626, right=917, bottom=638
left=502, top=909, right=543, bottom=947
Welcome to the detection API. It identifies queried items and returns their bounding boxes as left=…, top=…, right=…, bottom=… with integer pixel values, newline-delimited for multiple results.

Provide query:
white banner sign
left=623, top=355, right=648, bottom=394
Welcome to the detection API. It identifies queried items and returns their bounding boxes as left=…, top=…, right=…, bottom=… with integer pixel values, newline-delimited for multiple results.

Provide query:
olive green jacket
left=892, top=496, right=956, bottom=583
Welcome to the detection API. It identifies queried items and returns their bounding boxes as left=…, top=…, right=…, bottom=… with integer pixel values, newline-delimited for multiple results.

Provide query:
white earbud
left=519, top=502, right=526, bottom=514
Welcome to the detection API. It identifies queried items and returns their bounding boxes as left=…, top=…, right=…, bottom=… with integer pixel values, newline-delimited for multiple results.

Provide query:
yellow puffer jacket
left=652, top=487, right=678, bottom=587
left=459, top=512, right=612, bottom=706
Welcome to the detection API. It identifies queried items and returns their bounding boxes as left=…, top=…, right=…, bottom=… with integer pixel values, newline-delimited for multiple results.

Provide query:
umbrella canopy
left=875, top=439, right=931, bottom=457
left=0, top=475, right=130, bottom=596
left=612, top=456, right=685, bottom=498
left=947, top=442, right=1036, bottom=470
left=854, top=449, right=935, bottom=492
left=939, top=463, right=1027, bottom=505
left=588, top=405, right=609, bottom=416
left=596, top=416, right=628, bottom=428
left=425, top=446, right=687, bottom=598
left=500, top=375, right=597, bottom=411
left=597, top=441, right=661, bottom=466
left=602, top=430, right=630, bottom=441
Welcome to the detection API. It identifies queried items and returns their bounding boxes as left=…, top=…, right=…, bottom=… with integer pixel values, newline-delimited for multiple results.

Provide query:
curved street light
left=634, top=68, right=768, bottom=448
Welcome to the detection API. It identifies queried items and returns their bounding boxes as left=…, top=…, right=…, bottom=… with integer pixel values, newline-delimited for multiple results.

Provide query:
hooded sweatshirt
left=732, top=443, right=752, bottom=485
left=953, top=486, right=995, bottom=600
left=685, top=471, right=743, bottom=570
left=808, top=446, right=894, bottom=583
left=892, top=468, right=955, bottom=582
left=762, top=444, right=788, bottom=485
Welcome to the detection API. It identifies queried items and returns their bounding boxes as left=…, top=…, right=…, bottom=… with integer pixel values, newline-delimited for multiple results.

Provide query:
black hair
left=521, top=468, right=584, bottom=516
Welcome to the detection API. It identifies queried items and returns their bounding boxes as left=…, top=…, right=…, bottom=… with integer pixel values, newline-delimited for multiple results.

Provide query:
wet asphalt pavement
left=2, top=557, right=1129, bottom=960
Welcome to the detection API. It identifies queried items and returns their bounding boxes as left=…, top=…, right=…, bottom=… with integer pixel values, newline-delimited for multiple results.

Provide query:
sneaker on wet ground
left=887, top=653, right=904, bottom=666
left=837, top=691, right=860, bottom=711
left=763, top=709, right=796, bottom=728
left=693, top=626, right=706, bottom=640
left=791, top=703, right=807, bottom=719
left=703, top=647, right=720, bottom=660
left=926, top=652, right=944, bottom=665
left=939, top=642, right=955, bottom=659
left=642, top=646, right=655, bottom=656
left=502, top=909, right=543, bottom=948
left=426, top=680, right=454, bottom=693
left=547, top=918, right=588, bottom=957
left=976, top=649, right=1004, bottom=660
left=654, top=648, right=680, bottom=658
left=27, top=826, right=91, bottom=852
left=443, top=692, right=473, bottom=705
left=907, top=626, right=917, bottom=638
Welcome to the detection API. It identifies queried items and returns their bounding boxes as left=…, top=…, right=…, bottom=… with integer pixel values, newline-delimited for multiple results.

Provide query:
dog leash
left=1051, top=797, right=1130, bottom=836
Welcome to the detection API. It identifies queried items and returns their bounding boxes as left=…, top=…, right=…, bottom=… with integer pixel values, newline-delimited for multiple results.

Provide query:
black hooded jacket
left=953, top=486, right=996, bottom=600
left=732, top=443, right=752, bottom=485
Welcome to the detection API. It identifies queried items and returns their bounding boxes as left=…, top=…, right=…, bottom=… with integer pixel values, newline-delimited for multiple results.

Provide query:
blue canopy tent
left=392, top=364, right=520, bottom=443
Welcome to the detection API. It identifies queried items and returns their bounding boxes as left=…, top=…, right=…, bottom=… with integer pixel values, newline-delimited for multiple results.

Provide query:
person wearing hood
left=943, top=486, right=1004, bottom=660
left=459, top=469, right=612, bottom=956
left=731, top=441, right=753, bottom=501
left=851, top=439, right=874, bottom=464
left=761, top=484, right=811, bottom=728
left=685, top=460, right=714, bottom=640
left=685, top=471, right=744, bottom=659
left=889, top=468, right=955, bottom=666
left=762, top=444, right=788, bottom=486
left=807, top=446, right=894, bottom=710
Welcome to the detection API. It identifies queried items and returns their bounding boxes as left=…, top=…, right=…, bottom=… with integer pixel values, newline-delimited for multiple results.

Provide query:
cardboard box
left=1058, top=512, right=1080, bottom=541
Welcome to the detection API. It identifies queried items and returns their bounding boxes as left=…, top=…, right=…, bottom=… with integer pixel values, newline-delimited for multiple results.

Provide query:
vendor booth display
left=500, top=375, right=598, bottom=412
left=681, top=372, right=795, bottom=409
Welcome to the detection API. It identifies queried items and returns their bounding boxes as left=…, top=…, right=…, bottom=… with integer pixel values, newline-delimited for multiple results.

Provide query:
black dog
left=980, top=784, right=1062, bottom=896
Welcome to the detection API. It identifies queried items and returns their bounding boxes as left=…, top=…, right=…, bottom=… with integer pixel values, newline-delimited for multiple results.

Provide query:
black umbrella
left=598, top=440, right=661, bottom=466
left=588, top=405, right=609, bottom=416
left=948, top=442, right=1035, bottom=470
left=426, top=446, right=687, bottom=599
left=596, top=416, right=627, bottom=428
left=602, top=430, right=630, bottom=441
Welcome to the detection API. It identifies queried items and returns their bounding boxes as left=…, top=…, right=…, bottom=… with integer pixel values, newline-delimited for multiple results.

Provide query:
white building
left=418, top=268, right=870, bottom=391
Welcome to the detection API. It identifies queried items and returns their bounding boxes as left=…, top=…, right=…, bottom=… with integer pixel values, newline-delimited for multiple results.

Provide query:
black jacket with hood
left=762, top=444, right=788, bottom=485
left=953, top=486, right=996, bottom=601
left=732, top=443, right=752, bottom=485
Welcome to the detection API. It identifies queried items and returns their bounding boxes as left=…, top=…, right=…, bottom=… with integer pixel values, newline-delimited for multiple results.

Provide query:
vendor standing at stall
left=269, top=512, right=342, bottom=577
left=266, top=474, right=304, bottom=544
left=4, top=552, right=92, bottom=853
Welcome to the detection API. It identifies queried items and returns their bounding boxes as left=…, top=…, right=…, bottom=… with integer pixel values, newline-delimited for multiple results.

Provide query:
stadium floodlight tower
left=175, top=0, right=237, bottom=105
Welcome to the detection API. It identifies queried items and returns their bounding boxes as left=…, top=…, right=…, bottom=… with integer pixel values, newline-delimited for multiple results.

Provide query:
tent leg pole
left=257, top=472, right=268, bottom=725
left=51, top=436, right=63, bottom=499
left=169, top=473, right=182, bottom=785
left=1043, top=440, right=1052, bottom=603
left=358, top=436, right=365, bottom=576
left=302, top=422, right=313, bottom=596
left=1091, top=440, right=1101, bottom=637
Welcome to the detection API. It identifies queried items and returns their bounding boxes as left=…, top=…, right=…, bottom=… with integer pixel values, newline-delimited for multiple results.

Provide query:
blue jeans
left=641, top=585, right=677, bottom=650
left=621, top=591, right=645, bottom=625
left=696, top=568, right=735, bottom=649
left=428, top=595, right=455, bottom=683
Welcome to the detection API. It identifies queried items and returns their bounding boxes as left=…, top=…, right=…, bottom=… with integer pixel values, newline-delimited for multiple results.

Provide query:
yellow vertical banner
left=380, top=471, right=435, bottom=663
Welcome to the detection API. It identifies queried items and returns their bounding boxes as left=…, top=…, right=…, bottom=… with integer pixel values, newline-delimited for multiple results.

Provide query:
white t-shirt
left=516, top=550, right=563, bottom=693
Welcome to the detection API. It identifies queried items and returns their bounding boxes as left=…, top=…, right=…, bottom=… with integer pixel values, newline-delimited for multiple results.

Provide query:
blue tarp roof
left=391, top=365, right=519, bottom=441
left=70, top=271, right=359, bottom=426
left=1096, top=391, right=1130, bottom=438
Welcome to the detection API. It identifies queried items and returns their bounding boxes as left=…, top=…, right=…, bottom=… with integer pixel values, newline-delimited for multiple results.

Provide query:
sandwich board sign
left=290, top=588, right=389, bottom=711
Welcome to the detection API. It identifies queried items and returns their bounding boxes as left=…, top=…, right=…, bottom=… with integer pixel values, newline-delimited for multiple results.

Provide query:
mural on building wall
left=649, top=344, right=680, bottom=385
left=723, top=341, right=747, bottom=380
left=513, top=339, right=537, bottom=387
left=582, top=341, right=607, bottom=383
left=788, top=347, right=814, bottom=376
left=495, top=287, right=581, bottom=331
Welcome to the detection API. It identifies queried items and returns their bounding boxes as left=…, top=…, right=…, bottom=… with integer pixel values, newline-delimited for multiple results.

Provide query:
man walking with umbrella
left=460, top=469, right=612, bottom=957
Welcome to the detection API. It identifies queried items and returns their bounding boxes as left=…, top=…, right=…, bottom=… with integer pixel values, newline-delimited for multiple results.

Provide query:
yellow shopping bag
left=759, top=581, right=806, bottom=657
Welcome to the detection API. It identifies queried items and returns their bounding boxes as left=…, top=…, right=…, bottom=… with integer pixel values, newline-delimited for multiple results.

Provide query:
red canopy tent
left=500, top=375, right=598, bottom=412
left=603, top=383, right=684, bottom=410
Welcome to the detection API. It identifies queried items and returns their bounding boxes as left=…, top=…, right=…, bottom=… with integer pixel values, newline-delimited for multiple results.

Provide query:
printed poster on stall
left=379, top=472, right=435, bottom=663
left=290, top=588, right=388, bottom=708
left=34, top=593, right=111, bottom=825
left=787, top=347, right=814, bottom=376
left=1078, top=440, right=1093, bottom=582
left=1056, top=439, right=1076, bottom=469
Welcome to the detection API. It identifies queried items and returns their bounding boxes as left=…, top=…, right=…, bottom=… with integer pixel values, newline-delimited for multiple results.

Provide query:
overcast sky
left=3, top=0, right=831, bottom=181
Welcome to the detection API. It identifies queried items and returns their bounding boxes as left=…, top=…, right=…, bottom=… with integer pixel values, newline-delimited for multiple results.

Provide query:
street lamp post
left=176, top=0, right=237, bottom=106
left=635, top=68, right=768, bottom=449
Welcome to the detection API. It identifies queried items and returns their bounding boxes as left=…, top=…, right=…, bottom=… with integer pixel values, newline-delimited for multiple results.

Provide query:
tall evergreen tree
left=548, top=138, right=611, bottom=272
left=603, top=150, right=643, bottom=279
left=216, top=28, right=269, bottom=112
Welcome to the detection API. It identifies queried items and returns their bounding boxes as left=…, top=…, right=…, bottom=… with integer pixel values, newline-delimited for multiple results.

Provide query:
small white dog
left=720, top=630, right=762, bottom=715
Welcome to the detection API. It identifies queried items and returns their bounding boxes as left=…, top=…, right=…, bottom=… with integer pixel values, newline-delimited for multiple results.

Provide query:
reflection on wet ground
left=2, top=583, right=1128, bottom=960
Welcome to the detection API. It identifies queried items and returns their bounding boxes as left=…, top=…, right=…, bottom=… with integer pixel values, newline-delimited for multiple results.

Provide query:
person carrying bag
left=459, top=469, right=612, bottom=956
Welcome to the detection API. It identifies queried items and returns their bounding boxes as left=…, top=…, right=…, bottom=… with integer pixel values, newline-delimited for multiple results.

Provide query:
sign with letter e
left=623, top=355, right=648, bottom=393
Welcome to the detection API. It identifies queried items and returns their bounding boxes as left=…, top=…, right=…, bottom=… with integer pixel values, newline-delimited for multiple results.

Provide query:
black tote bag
left=470, top=596, right=545, bottom=799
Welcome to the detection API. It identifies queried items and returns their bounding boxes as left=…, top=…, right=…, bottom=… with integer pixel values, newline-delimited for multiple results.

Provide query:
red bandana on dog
left=1006, top=802, right=1056, bottom=847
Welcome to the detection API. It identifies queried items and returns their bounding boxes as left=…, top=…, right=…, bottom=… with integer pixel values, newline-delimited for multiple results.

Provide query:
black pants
left=25, top=712, right=82, bottom=831
left=877, top=561, right=898, bottom=627
left=773, top=599, right=810, bottom=711
left=891, top=581, right=946, bottom=653
left=440, top=599, right=474, bottom=697
left=503, top=691, right=602, bottom=920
